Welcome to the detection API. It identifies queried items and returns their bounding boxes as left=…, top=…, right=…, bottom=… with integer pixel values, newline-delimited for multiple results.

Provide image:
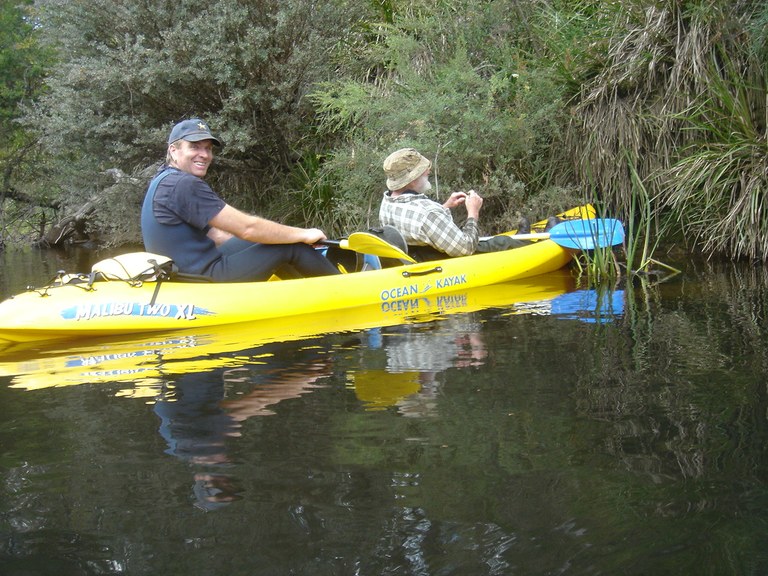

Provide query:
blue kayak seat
left=361, top=254, right=382, bottom=271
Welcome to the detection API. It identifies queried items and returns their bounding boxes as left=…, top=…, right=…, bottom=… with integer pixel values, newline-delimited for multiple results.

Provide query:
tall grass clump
left=563, top=2, right=687, bottom=222
left=658, top=49, right=768, bottom=260
left=566, top=199, right=624, bottom=284
left=562, top=0, right=767, bottom=261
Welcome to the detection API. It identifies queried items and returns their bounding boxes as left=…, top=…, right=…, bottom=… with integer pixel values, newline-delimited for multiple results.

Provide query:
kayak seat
left=322, top=237, right=383, bottom=272
left=361, top=254, right=382, bottom=271
left=367, top=226, right=412, bottom=267
left=406, top=245, right=447, bottom=262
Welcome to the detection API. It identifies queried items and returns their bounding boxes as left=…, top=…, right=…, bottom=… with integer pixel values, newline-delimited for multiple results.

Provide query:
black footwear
left=544, top=216, right=563, bottom=232
left=517, top=217, right=531, bottom=234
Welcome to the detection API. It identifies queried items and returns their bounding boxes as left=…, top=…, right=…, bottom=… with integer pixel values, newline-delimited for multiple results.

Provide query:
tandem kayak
left=0, top=205, right=621, bottom=345
left=0, top=271, right=578, bottom=389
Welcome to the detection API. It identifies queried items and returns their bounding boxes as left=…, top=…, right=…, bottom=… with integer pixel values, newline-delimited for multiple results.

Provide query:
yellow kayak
left=0, top=205, right=597, bottom=344
left=0, top=271, right=575, bottom=391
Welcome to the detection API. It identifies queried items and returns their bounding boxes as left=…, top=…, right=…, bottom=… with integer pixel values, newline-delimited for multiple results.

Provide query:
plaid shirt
left=379, top=191, right=479, bottom=257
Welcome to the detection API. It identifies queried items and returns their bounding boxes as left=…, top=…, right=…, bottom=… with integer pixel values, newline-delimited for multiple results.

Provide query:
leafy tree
left=0, top=0, right=47, bottom=126
left=308, top=0, right=580, bottom=234
left=24, top=0, right=370, bottom=243
left=0, top=0, right=54, bottom=245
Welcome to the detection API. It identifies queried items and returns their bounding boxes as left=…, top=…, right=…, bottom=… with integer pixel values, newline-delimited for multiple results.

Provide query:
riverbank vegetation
left=0, top=0, right=765, bottom=263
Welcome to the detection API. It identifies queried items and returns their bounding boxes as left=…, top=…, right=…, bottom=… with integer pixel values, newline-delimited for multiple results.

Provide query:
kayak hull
left=0, top=272, right=577, bottom=389
left=0, top=206, right=594, bottom=344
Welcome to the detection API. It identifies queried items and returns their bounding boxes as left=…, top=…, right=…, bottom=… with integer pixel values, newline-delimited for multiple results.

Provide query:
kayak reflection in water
left=152, top=345, right=332, bottom=511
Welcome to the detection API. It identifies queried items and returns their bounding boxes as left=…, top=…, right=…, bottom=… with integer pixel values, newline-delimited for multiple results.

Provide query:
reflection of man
left=154, top=371, right=235, bottom=465
left=384, top=317, right=487, bottom=373
left=192, top=473, right=242, bottom=512
left=153, top=370, right=242, bottom=511
left=355, top=317, right=488, bottom=417
left=220, top=365, right=330, bottom=418
left=152, top=346, right=332, bottom=510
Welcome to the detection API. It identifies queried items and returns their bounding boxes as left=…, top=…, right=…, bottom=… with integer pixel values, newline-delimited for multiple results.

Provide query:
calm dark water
left=1, top=247, right=766, bottom=576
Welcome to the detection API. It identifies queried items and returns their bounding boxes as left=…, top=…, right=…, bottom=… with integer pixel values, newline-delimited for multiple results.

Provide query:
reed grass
left=658, top=49, right=768, bottom=260
left=566, top=1, right=766, bottom=261
left=567, top=198, right=624, bottom=284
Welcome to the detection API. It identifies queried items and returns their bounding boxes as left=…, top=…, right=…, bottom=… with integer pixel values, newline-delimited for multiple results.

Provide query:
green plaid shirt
left=379, top=191, right=479, bottom=257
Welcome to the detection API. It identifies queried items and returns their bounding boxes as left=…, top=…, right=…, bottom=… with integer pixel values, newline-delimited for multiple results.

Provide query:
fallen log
left=39, top=200, right=96, bottom=247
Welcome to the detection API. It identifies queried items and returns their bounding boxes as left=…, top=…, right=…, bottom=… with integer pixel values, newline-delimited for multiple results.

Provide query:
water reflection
left=0, top=273, right=630, bottom=518
left=3, top=251, right=768, bottom=573
left=351, top=315, right=488, bottom=416
left=550, top=289, right=625, bottom=323
left=344, top=288, right=626, bottom=417
left=0, top=273, right=579, bottom=390
left=151, top=341, right=333, bottom=510
left=0, top=267, right=630, bottom=517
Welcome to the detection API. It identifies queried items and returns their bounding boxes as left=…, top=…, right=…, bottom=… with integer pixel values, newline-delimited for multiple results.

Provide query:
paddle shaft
left=324, top=218, right=624, bottom=256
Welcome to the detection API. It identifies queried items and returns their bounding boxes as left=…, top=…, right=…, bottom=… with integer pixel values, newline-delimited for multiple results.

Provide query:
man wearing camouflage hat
left=380, top=148, right=527, bottom=260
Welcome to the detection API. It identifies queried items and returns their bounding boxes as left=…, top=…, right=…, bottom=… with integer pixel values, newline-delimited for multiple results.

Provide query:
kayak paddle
left=321, top=235, right=416, bottom=263
left=324, top=218, right=625, bottom=261
left=500, top=218, right=625, bottom=250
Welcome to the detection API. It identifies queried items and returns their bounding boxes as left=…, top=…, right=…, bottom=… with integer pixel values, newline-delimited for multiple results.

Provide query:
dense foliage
left=0, top=0, right=53, bottom=246
left=308, top=1, right=581, bottom=233
left=567, top=0, right=768, bottom=261
left=13, top=0, right=368, bottom=245
left=0, top=0, right=766, bottom=260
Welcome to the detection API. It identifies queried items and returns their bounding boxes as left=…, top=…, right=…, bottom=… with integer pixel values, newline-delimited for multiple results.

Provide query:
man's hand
left=301, top=228, right=328, bottom=244
left=443, top=191, right=468, bottom=209
left=464, top=189, right=483, bottom=219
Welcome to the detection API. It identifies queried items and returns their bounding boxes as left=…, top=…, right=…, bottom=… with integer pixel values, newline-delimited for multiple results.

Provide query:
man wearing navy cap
left=141, top=118, right=339, bottom=281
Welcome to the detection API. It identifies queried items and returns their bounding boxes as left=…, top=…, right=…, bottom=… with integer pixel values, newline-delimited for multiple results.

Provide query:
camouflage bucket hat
left=383, top=148, right=431, bottom=191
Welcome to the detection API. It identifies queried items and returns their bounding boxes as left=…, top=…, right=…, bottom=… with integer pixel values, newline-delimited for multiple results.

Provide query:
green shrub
left=310, top=3, right=571, bottom=235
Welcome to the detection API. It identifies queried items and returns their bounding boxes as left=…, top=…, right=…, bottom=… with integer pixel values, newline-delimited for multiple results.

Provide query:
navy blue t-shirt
left=142, top=167, right=227, bottom=275
left=153, top=169, right=226, bottom=228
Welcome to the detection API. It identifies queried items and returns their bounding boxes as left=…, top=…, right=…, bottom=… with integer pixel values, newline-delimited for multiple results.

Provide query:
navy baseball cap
left=167, top=119, right=222, bottom=146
